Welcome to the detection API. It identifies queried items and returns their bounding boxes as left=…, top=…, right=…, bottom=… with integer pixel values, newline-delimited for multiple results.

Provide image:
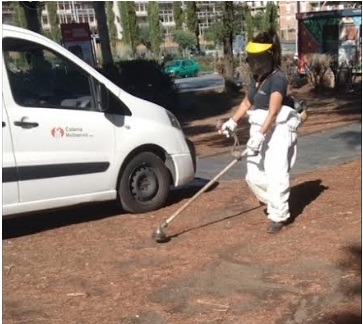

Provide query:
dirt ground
left=2, top=82, right=362, bottom=324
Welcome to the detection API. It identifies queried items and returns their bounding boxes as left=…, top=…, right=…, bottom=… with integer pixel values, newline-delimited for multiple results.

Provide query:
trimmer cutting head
left=153, top=225, right=170, bottom=243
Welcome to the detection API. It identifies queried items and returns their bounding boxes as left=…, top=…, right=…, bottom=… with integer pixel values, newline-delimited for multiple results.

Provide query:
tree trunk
left=222, top=2, right=237, bottom=92
left=93, top=1, right=114, bottom=67
left=20, top=1, right=42, bottom=34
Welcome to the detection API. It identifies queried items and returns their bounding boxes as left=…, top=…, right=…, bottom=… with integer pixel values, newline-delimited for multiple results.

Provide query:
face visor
left=246, top=42, right=274, bottom=77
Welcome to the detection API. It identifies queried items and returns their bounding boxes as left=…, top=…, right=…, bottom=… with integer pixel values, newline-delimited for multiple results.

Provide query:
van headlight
left=166, top=110, right=182, bottom=130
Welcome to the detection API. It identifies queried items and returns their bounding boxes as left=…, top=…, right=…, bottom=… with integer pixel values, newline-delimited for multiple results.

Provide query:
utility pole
left=295, top=1, right=300, bottom=57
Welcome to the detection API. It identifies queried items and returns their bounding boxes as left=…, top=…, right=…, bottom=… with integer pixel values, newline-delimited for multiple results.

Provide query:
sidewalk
left=195, top=122, right=362, bottom=181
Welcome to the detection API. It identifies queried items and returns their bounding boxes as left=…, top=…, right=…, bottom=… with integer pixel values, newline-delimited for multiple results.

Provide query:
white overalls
left=246, top=105, right=301, bottom=222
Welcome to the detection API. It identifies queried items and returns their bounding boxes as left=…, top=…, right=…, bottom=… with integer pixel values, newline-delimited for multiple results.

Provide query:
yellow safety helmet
left=246, top=42, right=273, bottom=54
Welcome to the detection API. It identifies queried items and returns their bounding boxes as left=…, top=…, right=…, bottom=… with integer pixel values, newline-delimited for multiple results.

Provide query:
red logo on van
left=51, top=127, right=65, bottom=138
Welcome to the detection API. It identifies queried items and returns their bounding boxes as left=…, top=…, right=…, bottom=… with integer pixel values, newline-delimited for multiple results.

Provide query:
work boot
left=267, top=221, right=284, bottom=234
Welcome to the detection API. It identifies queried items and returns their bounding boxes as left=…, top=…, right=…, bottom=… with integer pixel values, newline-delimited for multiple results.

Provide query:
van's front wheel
left=119, top=152, right=170, bottom=213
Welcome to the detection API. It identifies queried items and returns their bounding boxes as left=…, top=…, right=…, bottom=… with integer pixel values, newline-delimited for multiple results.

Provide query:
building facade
left=42, top=1, right=97, bottom=31
left=2, top=1, right=361, bottom=44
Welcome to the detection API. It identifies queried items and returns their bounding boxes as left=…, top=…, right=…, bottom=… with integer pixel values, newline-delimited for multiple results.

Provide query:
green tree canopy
left=186, top=1, right=200, bottom=51
left=204, top=3, right=254, bottom=45
left=203, top=21, right=223, bottom=45
left=253, top=12, right=265, bottom=34
left=148, top=1, right=163, bottom=57
left=138, top=25, right=151, bottom=50
left=106, top=1, right=117, bottom=41
left=263, top=2, right=278, bottom=33
left=10, top=2, right=26, bottom=28
left=172, top=29, right=197, bottom=52
left=172, top=1, right=184, bottom=30
left=46, top=2, right=61, bottom=43
left=119, top=1, right=139, bottom=54
left=244, top=6, right=253, bottom=42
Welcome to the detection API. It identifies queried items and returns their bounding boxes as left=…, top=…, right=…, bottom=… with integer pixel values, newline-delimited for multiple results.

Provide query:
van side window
left=3, top=38, right=96, bottom=111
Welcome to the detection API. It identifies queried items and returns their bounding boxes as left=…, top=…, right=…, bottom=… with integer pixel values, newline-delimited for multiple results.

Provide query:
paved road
left=194, top=122, right=361, bottom=182
left=174, top=73, right=224, bottom=93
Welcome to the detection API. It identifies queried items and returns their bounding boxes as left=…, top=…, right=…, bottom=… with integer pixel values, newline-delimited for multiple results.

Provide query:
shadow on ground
left=2, top=202, right=122, bottom=239
left=167, top=204, right=262, bottom=241
left=289, top=179, right=329, bottom=223
left=2, top=179, right=216, bottom=240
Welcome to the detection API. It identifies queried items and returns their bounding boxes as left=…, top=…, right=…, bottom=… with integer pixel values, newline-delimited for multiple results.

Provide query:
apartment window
left=136, top=3, right=146, bottom=12
left=160, top=9, right=173, bottom=23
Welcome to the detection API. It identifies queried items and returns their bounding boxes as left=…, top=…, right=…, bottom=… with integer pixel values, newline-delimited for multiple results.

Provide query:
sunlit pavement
left=174, top=73, right=225, bottom=93
left=195, top=122, right=361, bottom=182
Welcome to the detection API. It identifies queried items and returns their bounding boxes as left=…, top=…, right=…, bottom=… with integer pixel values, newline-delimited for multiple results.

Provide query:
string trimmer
left=152, top=131, right=254, bottom=243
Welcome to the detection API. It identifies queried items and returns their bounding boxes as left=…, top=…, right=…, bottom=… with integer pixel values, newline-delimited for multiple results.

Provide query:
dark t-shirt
left=247, top=70, right=288, bottom=110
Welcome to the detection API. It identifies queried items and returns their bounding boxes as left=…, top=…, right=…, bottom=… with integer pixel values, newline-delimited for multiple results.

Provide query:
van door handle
left=2, top=121, right=5, bottom=127
left=14, top=117, right=39, bottom=129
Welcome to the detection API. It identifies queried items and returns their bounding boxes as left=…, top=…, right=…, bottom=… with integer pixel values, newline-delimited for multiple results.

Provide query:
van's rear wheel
left=119, top=152, right=170, bottom=213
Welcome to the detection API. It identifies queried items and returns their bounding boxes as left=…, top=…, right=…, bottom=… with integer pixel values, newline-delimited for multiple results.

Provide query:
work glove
left=300, top=109, right=308, bottom=123
left=247, top=132, right=265, bottom=153
left=218, top=118, right=237, bottom=138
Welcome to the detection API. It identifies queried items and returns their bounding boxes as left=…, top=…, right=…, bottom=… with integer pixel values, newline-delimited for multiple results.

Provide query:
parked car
left=2, top=24, right=196, bottom=217
left=164, top=59, right=199, bottom=78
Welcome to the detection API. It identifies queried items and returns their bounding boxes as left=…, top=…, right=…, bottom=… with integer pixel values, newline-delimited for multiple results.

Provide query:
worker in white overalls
left=218, top=31, right=304, bottom=233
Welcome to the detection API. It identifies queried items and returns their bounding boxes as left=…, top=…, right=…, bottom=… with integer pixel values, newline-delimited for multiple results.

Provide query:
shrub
left=235, top=60, right=251, bottom=89
left=281, top=54, right=308, bottom=88
left=212, top=56, right=251, bottom=89
left=162, top=52, right=179, bottom=64
left=281, top=54, right=295, bottom=82
left=100, top=60, right=178, bottom=112
left=305, top=54, right=332, bottom=88
left=193, top=55, right=214, bottom=73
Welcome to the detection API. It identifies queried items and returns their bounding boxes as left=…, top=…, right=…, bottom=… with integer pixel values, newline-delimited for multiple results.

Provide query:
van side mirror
left=95, top=82, right=109, bottom=112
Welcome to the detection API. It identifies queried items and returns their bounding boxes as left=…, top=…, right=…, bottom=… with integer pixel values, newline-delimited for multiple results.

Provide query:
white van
left=2, top=25, right=196, bottom=217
